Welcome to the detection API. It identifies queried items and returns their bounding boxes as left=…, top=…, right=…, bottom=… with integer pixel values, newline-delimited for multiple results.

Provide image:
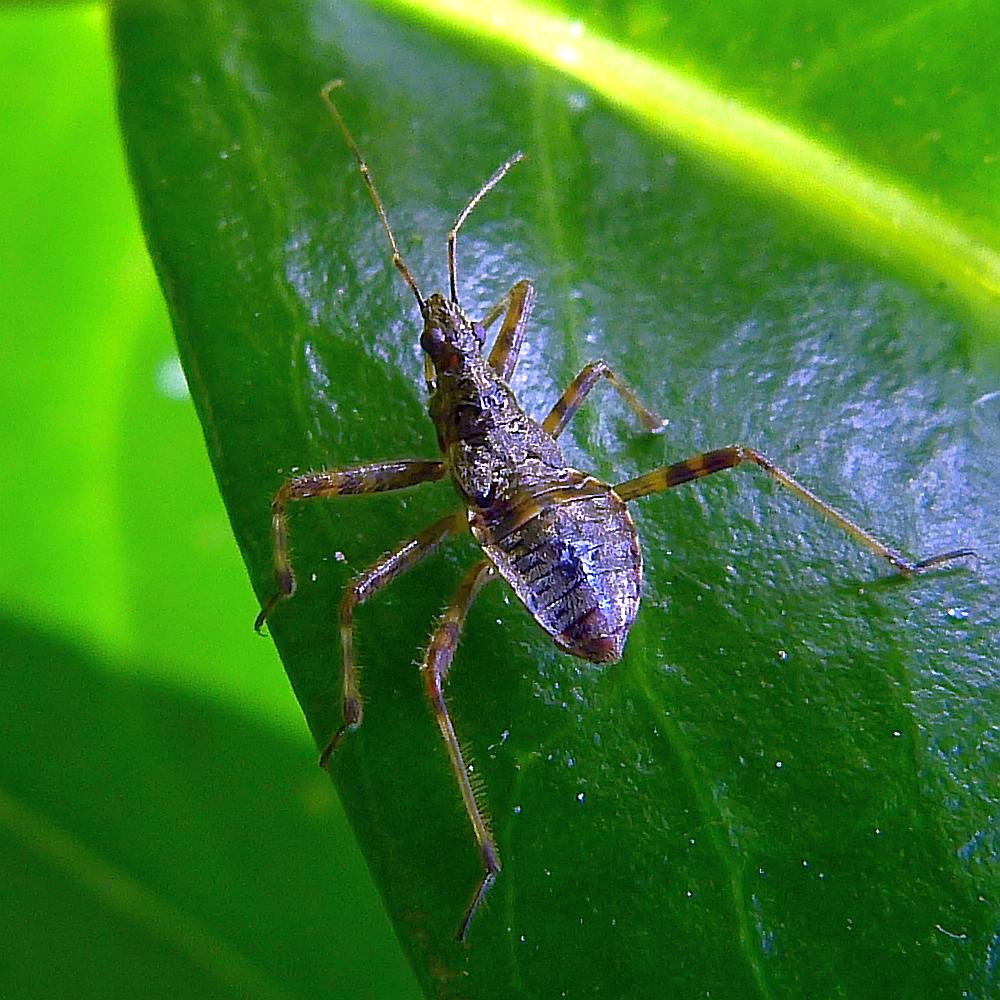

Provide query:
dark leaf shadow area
left=0, top=616, right=419, bottom=1000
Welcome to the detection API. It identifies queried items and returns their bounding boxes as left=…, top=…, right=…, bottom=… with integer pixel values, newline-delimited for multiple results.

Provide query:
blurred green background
left=0, top=5, right=420, bottom=998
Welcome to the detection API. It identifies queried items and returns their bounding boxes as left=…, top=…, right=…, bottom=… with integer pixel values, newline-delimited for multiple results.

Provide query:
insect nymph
left=256, top=81, right=975, bottom=941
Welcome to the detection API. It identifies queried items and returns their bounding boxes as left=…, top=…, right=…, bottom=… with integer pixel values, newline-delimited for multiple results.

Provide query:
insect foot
left=253, top=565, right=295, bottom=633
left=318, top=694, right=362, bottom=770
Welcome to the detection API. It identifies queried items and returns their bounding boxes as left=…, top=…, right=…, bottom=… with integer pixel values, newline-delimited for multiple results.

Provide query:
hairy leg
left=418, top=558, right=499, bottom=940
left=482, top=279, right=535, bottom=382
left=255, top=459, right=446, bottom=630
left=543, top=359, right=667, bottom=438
left=320, top=509, right=468, bottom=765
left=616, top=446, right=975, bottom=574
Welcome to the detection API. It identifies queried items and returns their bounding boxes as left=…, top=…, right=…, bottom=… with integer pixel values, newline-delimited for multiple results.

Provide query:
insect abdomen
left=471, top=476, right=642, bottom=663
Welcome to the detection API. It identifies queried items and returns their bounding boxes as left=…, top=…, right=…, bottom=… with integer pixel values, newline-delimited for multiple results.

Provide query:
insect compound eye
left=420, top=322, right=461, bottom=373
left=420, top=323, right=446, bottom=355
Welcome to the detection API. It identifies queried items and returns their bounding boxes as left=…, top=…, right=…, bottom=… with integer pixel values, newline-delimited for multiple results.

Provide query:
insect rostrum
left=255, top=81, right=976, bottom=943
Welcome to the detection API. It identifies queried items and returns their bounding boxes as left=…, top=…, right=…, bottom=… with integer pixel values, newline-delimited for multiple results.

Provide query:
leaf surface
left=114, top=1, right=1000, bottom=996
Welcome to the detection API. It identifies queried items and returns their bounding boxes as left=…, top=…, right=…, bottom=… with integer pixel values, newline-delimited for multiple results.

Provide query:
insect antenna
left=320, top=80, right=427, bottom=313
left=448, top=150, right=525, bottom=304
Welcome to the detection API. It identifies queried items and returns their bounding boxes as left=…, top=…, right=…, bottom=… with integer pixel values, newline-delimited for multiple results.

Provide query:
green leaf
left=113, top=0, right=999, bottom=996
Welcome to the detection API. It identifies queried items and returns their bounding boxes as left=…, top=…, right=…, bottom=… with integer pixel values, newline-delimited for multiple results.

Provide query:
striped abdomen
left=469, top=473, right=642, bottom=663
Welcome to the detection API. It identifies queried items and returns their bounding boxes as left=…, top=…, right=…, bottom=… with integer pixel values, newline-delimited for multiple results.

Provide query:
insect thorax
left=428, top=344, right=564, bottom=508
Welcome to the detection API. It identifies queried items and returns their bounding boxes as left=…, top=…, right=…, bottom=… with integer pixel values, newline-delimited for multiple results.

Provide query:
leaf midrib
left=368, top=0, right=1000, bottom=329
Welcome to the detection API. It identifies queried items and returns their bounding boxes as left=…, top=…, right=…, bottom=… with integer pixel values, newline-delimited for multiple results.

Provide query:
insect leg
left=321, top=509, right=467, bottom=766
left=418, top=558, right=500, bottom=941
left=255, top=459, right=446, bottom=631
left=615, top=446, right=977, bottom=574
left=483, top=279, right=535, bottom=381
left=542, top=360, right=668, bottom=438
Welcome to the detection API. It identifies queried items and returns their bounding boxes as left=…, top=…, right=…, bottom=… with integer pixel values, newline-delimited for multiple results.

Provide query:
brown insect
left=255, top=80, right=976, bottom=941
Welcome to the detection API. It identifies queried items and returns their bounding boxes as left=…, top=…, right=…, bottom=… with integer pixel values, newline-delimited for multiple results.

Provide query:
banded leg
left=482, top=279, right=535, bottom=382
left=542, top=359, right=668, bottom=438
left=321, top=509, right=467, bottom=767
left=419, top=558, right=499, bottom=941
left=615, top=446, right=976, bottom=574
left=255, top=459, right=446, bottom=630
